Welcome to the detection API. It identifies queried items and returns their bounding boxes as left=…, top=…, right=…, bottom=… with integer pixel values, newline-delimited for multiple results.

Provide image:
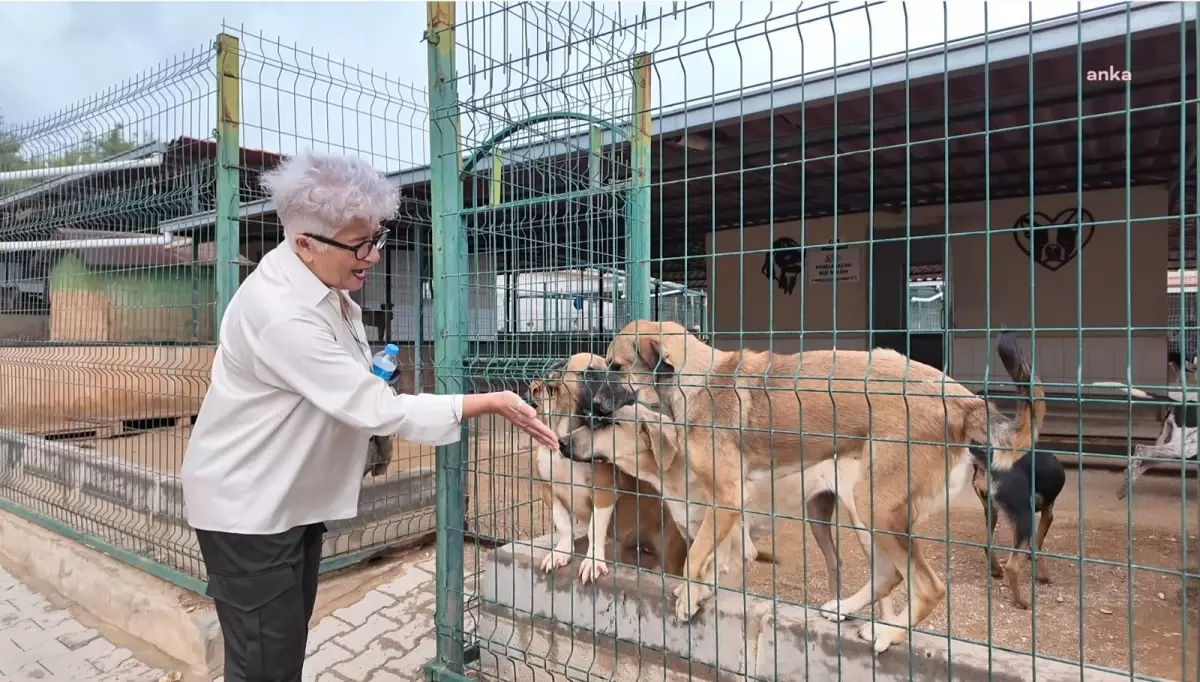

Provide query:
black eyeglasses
left=303, top=227, right=389, bottom=260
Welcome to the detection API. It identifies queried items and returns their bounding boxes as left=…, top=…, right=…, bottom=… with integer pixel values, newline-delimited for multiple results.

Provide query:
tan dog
left=589, top=321, right=1041, bottom=653
left=527, top=353, right=688, bottom=583
left=562, top=401, right=833, bottom=593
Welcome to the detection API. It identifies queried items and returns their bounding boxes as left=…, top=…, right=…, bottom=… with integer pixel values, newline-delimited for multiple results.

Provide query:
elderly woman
left=181, top=150, right=557, bottom=682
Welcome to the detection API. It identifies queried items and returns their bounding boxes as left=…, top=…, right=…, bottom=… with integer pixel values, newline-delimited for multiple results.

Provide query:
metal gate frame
left=422, top=2, right=652, bottom=678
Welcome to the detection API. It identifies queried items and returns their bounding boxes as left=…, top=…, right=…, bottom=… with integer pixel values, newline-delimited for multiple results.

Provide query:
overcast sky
left=0, top=1, right=1127, bottom=171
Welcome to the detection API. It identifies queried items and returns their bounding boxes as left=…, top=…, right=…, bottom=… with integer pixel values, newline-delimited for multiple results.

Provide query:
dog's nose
left=591, top=393, right=612, bottom=419
left=558, top=435, right=572, bottom=457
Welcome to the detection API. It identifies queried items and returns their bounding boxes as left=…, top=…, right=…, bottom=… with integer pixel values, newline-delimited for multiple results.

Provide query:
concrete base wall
left=0, top=508, right=223, bottom=678
left=0, top=428, right=437, bottom=580
left=476, top=533, right=1134, bottom=682
left=0, top=313, right=49, bottom=341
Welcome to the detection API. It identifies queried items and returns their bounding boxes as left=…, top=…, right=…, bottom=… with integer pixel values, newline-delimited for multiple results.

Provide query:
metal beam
left=653, top=119, right=1176, bottom=204
left=686, top=176, right=1174, bottom=231
left=0, top=154, right=164, bottom=183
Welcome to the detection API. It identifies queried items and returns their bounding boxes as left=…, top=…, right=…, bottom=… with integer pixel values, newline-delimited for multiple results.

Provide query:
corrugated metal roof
left=650, top=22, right=1194, bottom=229
left=0, top=136, right=283, bottom=214
left=0, top=141, right=168, bottom=211
left=167, top=136, right=284, bottom=170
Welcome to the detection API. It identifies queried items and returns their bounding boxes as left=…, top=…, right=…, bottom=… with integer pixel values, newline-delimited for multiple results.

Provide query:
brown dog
left=561, top=401, right=833, bottom=593
left=527, top=353, right=688, bottom=582
left=589, top=321, right=1041, bottom=653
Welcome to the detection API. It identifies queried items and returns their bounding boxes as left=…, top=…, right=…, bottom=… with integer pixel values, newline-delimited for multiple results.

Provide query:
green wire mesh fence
left=0, top=41, right=220, bottom=586
left=0, top=25, right=438, bottom=586
left=424, top=2, right=1200, bottom=681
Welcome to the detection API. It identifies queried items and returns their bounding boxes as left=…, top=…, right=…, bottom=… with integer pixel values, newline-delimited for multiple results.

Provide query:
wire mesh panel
left=0, top=41, right=219, bottom=585
left=0, top=26, right=438, bottom=586
left=222, top=25, right=442, bottom=571
left=427, top=2, right=1200, bottom=681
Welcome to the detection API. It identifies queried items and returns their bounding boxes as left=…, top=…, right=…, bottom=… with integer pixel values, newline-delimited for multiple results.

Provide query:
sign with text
left=807, top=240, right=861, bottom=283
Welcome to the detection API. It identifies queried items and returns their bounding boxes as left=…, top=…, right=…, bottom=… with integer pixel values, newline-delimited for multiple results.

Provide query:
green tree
left=1, top=109, right=143, bottom=191
left=48, top=123, right=140, bottom=167
left=0, top=112, right=27, bottom=174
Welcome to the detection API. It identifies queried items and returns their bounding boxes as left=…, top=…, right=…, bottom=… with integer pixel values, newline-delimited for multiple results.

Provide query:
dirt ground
left=745, top=469, right=1200, bottom=682
left=462, top=436, right=1200, bottom=681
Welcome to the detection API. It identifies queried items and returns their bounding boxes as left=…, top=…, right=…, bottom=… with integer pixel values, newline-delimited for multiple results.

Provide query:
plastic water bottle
left=371, top=343, right=400, bottom=382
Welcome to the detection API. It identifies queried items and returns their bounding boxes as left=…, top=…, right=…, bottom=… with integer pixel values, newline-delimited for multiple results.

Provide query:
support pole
left=490, top=149, right=502, bottom=206
left=425, top=2, right=467, bottom=679
left=624, top=52, right=652, bottom=323
left=414, top=238, right=425, bottom=394
left=590, top=126, right=603, bottom=332
left=214, top=33, right=241, bottom=333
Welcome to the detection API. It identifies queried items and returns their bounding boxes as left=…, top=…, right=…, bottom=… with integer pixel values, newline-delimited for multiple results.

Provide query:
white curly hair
left=260, top=149, right=399, bottom=250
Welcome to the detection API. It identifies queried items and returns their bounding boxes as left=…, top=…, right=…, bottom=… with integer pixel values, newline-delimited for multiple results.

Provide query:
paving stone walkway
left=293, top=553, right=438, bottom=682
left=0, top=565, right=167, bottom=682
left=1, top=552, right=441, bottom=682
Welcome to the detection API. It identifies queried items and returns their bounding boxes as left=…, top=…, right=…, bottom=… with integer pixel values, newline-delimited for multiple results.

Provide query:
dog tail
left=963, top=331, right=1044, bottom=471
left=997, top=330, right=1046, bottom=455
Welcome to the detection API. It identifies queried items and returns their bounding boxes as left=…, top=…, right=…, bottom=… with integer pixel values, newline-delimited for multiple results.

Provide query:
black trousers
left=196, top=522, right=326, bottom=682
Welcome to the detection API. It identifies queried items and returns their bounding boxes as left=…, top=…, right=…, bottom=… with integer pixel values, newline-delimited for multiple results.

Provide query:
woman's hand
left=462, top=391, right=559, bottom=450
left=494, top=391, right=560, bottom=449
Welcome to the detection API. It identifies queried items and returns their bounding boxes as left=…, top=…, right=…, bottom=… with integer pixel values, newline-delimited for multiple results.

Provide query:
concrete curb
left=478, top=533, right=1133, bottom=682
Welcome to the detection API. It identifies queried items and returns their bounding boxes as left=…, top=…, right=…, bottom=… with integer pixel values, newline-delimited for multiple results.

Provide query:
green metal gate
left=423, top=3, right=670, bottom=675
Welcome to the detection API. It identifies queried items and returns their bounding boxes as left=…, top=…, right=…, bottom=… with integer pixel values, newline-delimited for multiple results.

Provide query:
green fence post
left=625, top=52, right=652, bottom=322
left=425, top=2, right=467, bottom=679
left=214, top=32, right=241, bottom=332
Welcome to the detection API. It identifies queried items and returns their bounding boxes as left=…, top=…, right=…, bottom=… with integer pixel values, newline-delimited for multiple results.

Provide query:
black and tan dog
left=968, top=334, right=1059, bottom=610
left=584, top=321, right=1042, bottom=654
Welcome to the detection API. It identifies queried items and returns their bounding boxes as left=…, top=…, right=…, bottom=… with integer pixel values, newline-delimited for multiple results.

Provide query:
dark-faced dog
left=590, top=322, right=1047, bottom=648
left=527, top=354, right=690, bottom=582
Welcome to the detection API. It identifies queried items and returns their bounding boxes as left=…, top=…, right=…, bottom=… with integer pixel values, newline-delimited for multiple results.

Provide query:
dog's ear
left=636, top=335, right=676, bottom=376
left=544, top=359, right=566, bottom=382
left=536, top=360, right=567, bottom=394
left=637, top=406, right=677, bottom=471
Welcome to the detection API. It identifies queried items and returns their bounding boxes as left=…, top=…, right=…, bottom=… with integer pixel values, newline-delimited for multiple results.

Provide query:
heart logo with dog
left=1012, top=208, right=1096, bottom=272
